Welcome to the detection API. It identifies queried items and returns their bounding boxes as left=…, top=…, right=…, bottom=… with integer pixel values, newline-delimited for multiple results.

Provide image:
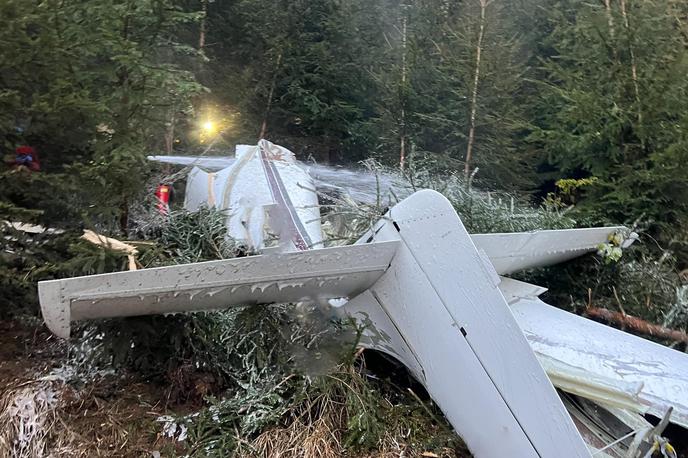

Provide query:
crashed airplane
left=38, top=140, right=687, bottom=457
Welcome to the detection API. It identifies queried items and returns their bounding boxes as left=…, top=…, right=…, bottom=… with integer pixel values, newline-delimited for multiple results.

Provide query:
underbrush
left=182, top=361, right=466, bottom=457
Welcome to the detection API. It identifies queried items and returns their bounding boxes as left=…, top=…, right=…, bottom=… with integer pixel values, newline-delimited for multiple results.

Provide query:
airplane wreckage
left=37, top=140, right=688, bottom=457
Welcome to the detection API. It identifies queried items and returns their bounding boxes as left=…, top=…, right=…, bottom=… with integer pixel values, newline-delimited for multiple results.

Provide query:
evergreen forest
left=1, top=1, right=688, bottom=456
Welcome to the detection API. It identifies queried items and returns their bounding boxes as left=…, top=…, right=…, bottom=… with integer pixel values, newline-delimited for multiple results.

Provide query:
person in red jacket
left=154, top=183, right=173, bottom=215
left=12, top=145, right=41, bottom=171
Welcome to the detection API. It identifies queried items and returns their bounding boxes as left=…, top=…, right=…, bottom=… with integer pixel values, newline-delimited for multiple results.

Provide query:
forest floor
left=0, top=318, right=192, bottom=457
left=0, top=317, right=471, bottom=458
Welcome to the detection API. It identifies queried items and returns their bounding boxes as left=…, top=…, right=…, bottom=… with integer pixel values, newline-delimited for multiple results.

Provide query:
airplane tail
left=39, top=188, right=683, bottom=458
left=38, top=190, right=594, bottom=457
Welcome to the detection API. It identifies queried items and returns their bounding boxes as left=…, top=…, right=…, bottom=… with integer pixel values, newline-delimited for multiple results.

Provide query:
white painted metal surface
left=342, top=189, right=591, bottom=457
left=179, top=140, right=323, bottom=251
left=511, top=298, right=688, bottom=429
left=38, top=241, right=398, bottom=338
left=149, top=155, right=236, bottom=170
left=471, top=228, right=626, bottom=275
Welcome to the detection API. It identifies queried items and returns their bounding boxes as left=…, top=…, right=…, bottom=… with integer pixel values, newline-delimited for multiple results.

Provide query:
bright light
left=194, top=107, right=238, bottom=144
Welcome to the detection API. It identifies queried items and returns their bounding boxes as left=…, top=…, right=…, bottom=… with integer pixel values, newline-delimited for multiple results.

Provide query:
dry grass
left=241, top=406, right=464, bottom=458
left=0, top=382, right=59, bottom=457
left=247, top=415, right=460, bottom=458
left=0, top=376, right=183, bottom=458
left=47, top=382, right=170, bottom=457
left=238, top=365, right=469, bottom=458
left=0, top=324, right=469, bottom=458
left=0, top=321, right=187, bottom=458
left=246, top=394, right=346, bottom=458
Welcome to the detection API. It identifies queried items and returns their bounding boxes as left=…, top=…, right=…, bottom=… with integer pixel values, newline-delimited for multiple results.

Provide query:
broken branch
left=585, top=307, right=688, bottom=344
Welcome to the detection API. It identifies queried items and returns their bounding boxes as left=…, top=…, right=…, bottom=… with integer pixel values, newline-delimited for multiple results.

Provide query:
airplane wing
left=38, top=190, right=591, bottom=457
left=148, top=154, right=403, bottom=205
left=510, top=296, right=688, bottom=429
left=148, top=155, right=235, bottom=170
left=499, top=276, right=688, bottom=430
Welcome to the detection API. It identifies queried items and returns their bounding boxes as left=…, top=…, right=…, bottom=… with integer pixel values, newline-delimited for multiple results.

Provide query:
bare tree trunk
left=604, top=0, right=616, bottom=39
left=603, top=0, right=620, bottom=62
left=464, top=0, right=488, bottom=181
left=586, top=307, right=688, bottom=344
left=199, top=0, right=207, bottom=50
left=258, top=52, right=283, bottom=140
left=399, top=13, right=408, bottom=170
left=619, top=0, right=642, bottom=125
left=164, top=109, right=175, bottom=154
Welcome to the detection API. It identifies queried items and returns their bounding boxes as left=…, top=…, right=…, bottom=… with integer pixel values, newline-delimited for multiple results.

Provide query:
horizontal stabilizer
left=38, top=241, right=399, bottom=338
left=471, top=226, right=628, bottom=274
left=346, top=189, right=591, bottom=456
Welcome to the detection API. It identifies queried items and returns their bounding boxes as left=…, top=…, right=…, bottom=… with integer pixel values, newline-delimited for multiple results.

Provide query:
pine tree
left=397, top=0, right=535, bottom=188
left=0, top=0, right=205, bottom=232
left=530, top=0, right=688, bottom=247
left=201, top=0, right=380, bottom=162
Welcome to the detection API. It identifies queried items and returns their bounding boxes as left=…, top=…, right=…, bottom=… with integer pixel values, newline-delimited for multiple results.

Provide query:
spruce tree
left=531, top=0, right=688, bottom=249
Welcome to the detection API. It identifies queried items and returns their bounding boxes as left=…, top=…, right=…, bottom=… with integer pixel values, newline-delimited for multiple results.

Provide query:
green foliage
left=198, top=0, right=688, bottom=256
left=201, top=0, right=381, bottom=159
left=0, top=0, right=205, bottom=233
left=403, top=0, right=535, bottom=188
left=595, top=231, right=627, bottom=265
left=554, top=177, right=599, bottom=204
left=179, top=362, right=466, bottom=457
left=522, top=236, right=688, bottom=343
left=201, top=0, right=537, bottom=185
left=3, top=0, right=687, bottom=255
left=614, top=246, right=686, bottom=328
left=0, top=167, right=129, bottom=318
left=0, top=169, right=79, bottom=227
left=4, top=0, right=686, bottom=253
left=529, top=0, right=688, bottom=243
left=158, top=207, right=250, bottom=263
left=404, top=158, right=579, bottom=232
left=0, top=224, right=128, bottom=318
